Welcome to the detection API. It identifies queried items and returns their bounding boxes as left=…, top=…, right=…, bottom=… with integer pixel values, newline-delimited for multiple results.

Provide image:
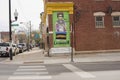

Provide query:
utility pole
left=71, top=4, right=75, bottom=62
left=20, top=21, right=31, bottom=51
left=0, top=32, right=1, bottom=42
left=9, top=0, right=18, bottom=60
left=29, top=21, right=32, bottom=42
left=9, top=0, right=13, bottom=60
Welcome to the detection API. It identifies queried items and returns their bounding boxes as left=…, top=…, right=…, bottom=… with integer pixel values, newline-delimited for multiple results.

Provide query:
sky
left=0, top=0, right=44, bottom=32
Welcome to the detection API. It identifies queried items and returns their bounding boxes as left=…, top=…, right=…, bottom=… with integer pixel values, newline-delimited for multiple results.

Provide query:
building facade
left=0, top=32, right=9, bottom=42
left=43, top=0, right=120, bottom=53
left=0, top=31, right=20, bottom=43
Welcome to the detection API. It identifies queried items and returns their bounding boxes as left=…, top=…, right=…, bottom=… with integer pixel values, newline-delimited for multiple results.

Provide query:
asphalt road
left=0, top=61, right=120, bottom=80
left=0, top=56, right=8, bottom=62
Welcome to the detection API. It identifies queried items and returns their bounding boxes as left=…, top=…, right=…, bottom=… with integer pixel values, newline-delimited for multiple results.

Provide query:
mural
left=53, top=11, right=70, bottom=47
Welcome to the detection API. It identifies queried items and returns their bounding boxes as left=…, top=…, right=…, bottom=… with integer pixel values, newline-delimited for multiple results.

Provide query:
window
left=94, top=12, right=105, bottom=28
left=111, top=12, right=120, bottom=27
left=112, top=16, right=120, bottom=27
left=95, top=16, right=104, bottom=28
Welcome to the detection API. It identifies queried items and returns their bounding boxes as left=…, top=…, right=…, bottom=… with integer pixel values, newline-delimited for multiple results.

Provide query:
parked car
left=12, top=44, right=19, bottom=54
left=29, top=44, right=33, bottom=50
left=0, top=42, right=16, bottom=57
left=18, top=43, right=27, bottom=51
left=17, top=44, right=23, bottom=53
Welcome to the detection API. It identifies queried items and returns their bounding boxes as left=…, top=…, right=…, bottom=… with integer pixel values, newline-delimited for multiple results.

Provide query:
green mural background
left=53, top=11, right=70, bottom=47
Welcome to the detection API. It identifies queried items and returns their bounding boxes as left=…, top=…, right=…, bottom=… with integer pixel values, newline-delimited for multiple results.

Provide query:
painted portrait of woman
left=55, top=12, right=66, bottom=40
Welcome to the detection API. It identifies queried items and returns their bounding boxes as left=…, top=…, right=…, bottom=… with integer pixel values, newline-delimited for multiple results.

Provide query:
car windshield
left=19, top=44, right=25, bottom=46
left=0, top=43, right=10, bottom=46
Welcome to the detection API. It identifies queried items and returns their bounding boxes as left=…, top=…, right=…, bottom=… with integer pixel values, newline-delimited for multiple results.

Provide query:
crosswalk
left=8, top=64, right=96, bottom=80
left=8, top=65, right=52, bottom=80
left=63, top=64, right=96, bottom=79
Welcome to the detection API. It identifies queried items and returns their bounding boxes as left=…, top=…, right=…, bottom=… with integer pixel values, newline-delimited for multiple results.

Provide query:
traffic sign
left=11, top=24, right=19, bottom=26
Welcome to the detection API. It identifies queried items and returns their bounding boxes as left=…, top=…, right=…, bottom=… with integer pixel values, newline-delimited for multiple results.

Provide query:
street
left=0, top=61, right=120, bottom=80
left=0, top=56, right=8, bottom=62
left=0, top=0, right=120, bottom=80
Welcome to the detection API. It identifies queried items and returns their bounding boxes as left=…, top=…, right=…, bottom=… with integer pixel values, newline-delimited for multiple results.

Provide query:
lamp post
left=9, top=0, right=18, bottom=60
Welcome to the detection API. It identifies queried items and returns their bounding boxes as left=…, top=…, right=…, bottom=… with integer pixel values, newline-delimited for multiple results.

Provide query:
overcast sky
left=0, top=0, right=44, bottom=32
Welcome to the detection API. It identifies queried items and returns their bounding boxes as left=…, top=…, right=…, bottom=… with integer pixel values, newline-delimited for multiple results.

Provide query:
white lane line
left=16, top=69, right=46, bottom=71
left=8, top=76, right=52, bottom=80
left=63, top=64, right=96, bottom=78
left=13, top=72, right=49, bottom=75
left=19, top=66, right=45, bottom=68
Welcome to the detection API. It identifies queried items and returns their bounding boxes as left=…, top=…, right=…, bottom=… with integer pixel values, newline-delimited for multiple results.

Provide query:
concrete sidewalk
left=1, top=48, right=44, bottom=64
left=1, top=47, right=120, bottom=64
left=44, top=52, right=120, bottom=64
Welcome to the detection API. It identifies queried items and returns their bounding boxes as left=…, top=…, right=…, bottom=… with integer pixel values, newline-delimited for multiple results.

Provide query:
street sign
left=11, top=24, right=19, bottom=26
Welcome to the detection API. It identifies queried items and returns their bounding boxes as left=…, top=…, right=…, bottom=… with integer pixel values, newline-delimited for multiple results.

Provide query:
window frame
left=94, top=12, right=105, bottom=28
left=111, top=12, right=120, bottom=28
left=112, top=16, right=120, bottom=27
left=95, top=16, right=105, bottom=28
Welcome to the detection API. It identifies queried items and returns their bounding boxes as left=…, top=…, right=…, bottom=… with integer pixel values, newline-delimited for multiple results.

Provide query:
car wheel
left=20, top=50, right=23, bottom=53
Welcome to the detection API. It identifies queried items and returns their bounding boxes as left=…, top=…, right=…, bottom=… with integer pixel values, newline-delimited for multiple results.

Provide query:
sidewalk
left=1, top=48, right=120, bottom=64
left=1, top=48, right=44, bottom=64
left=44, top=52, right=120, bottom=64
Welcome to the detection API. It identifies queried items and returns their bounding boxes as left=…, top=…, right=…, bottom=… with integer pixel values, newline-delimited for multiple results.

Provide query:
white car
left=0, top=42, right=16, bottom=57
left=12, top=44, right=19, bottom=55
left=18, top=43, right=27, bottom=51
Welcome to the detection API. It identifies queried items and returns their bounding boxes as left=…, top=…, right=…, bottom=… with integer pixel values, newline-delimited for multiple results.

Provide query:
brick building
left=43, top=0, right=120, bottom=53
left=0, top=31, right=19, bottom=43
left=0, top=32, right=9, bottom=42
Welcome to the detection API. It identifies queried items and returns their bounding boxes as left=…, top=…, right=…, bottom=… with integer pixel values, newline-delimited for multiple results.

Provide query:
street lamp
left=9, top=0, right=18, bottom=60
left=14, top=9, right=18, bottom=21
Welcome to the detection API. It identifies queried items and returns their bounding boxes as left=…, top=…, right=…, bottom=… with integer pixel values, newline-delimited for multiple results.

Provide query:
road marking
left=8, top=65, right=52, bottom=80
left=13, top=72, right=49, bottom=75
left=63, top=64, right=96, bottom=78
left=16, top=68, right=46, bottom=71
left=19, top=66, right=45, bottom=68
left=8, top=76, right=52, bottom=80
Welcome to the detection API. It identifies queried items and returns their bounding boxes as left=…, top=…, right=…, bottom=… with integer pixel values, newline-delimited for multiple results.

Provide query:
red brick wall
left=74, top=0, right=120, bottom=51
left=1, top=32, right=9, bottom=42
left=46, top=0, right=120, bottom=51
